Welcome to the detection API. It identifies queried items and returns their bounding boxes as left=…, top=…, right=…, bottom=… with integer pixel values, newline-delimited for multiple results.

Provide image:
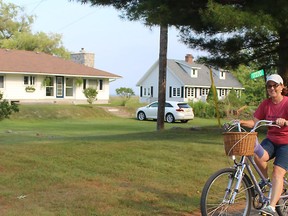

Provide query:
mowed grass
left=0, top=103, right=234, bottom=216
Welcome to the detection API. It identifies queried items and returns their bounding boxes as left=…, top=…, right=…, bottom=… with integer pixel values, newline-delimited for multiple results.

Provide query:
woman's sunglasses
left=266, top=83, right=280, bottom=89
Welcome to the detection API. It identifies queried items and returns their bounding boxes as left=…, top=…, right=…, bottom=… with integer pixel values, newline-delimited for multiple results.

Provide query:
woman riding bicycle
left=240, top=74, right=288, bottom=216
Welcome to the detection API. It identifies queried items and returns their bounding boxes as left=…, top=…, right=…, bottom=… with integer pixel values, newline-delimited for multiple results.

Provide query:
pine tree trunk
left=157, top=24, right=168, bottom=131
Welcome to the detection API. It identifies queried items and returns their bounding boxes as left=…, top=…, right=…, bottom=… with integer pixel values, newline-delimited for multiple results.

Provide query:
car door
left=145, top=102, right=158, bottom=119
left=165, top=102, right=173, bottom=115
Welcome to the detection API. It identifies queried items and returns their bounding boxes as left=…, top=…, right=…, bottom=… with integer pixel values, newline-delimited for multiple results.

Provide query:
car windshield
left=178, top=103, right=191, bottom=108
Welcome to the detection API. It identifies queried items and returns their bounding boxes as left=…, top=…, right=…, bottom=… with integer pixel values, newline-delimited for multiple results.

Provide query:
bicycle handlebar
left=251, top=120, right=281, bottom=132
left=223, top=119, right=280, bottom=133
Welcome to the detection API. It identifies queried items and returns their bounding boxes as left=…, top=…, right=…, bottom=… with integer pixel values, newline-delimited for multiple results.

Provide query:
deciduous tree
left=0, top=0, right=70, bottom=58
left=115, top=87, right=135, bottom=106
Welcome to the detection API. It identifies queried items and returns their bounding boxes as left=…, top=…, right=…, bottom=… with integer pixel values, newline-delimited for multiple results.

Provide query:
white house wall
left=3, top=74, right=44, bottom=100
left=139, top=66, right=188, bottom=103
left=139, top=66, right=159, bottom=103
left=166, top=68, right=184, bottom=101
left=1, top=74, right=110, bottom=104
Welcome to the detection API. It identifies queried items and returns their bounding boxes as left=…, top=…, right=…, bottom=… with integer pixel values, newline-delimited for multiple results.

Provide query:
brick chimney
left=70, top=48, right=95, bottom=68
left=185, top=54, right=193, bottom=64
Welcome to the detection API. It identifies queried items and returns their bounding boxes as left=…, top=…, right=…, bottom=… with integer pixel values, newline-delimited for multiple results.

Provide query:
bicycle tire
left=200, top=167, right=252, bottom=216
left=276, top=189, right=288, bottom=216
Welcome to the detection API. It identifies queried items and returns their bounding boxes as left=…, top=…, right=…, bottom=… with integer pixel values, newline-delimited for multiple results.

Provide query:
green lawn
left=0, top=104, right=236, bottom=215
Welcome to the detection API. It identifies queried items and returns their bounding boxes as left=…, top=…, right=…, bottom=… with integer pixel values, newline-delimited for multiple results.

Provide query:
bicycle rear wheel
left=200, top=167, right=252, bottom=216
left=276, top=189, right=288, bottom=216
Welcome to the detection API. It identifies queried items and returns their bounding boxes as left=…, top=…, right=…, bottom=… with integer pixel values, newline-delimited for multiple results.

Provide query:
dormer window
left=219, top=70, right=226, bottom=79
left=191, top=69, right=198, bottom=78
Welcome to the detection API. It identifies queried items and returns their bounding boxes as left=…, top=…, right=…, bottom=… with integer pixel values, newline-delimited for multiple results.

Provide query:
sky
left=5, top=0, right=205, bottom=95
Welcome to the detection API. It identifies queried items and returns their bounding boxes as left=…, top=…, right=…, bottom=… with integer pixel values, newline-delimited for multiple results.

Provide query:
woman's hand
left=276, top=118, right=287, bottom=127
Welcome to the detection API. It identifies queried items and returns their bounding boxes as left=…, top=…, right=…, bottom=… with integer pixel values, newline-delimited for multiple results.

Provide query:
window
left=177, top=103, right=191, bottom=109
left=0, top=76, right=3, bottom=88
left=219, top=89, right=222, bottom=97
left=200, top=88, right=209, bottom=96
left=165, top=103, right=173, bottom=107
left=24, top=76, right=35, bottom=85
left=142, top=87, right=151, bottom=97
left=219, top=71, right=225, bottom=79
left=88, top=79, right=97, bottom=88
left=66, top=78, right=73, bottom=96
left=187, top=88, right=191, bottom=97
left=45, top=77, right=54, bottom=96
left=150, top=102, right=158, bottom=108
left=190, top=69, right=198, bottom=78
left=187, top=87, right=194, bottom=97
left=172, top=87, right=181, bottom=97
left=235, top=90, right=240, bottom=97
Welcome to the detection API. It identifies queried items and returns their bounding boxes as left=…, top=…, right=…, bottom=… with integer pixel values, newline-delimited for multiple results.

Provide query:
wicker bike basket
left=223, top=132, right=258, bottom=156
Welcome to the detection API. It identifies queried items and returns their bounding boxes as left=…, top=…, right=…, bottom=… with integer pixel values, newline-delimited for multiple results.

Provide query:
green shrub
left=115, top=87, right=135, bottom=106
left=83, top=88, right=98, bottom=104
left=0, top=92, right=19, bottom=120
left=190, top=97, right=246, bottom=119
left=190, top=101, right=223, bottom=118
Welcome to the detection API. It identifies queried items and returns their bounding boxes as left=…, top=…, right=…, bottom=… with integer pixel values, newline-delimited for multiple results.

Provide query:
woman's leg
left=254, top=151, right=270, bottom=178
left=270, top=165, right=286, bottom=207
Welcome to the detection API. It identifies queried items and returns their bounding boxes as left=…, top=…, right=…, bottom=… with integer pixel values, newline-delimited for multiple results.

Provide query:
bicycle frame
left=227, top=154, right=288, bottom=209
left=225, top=120, right=288, bottom=208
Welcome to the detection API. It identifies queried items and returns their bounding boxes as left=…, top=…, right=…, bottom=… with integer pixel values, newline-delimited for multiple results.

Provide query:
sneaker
left=260, top=205, right=276, bottom=216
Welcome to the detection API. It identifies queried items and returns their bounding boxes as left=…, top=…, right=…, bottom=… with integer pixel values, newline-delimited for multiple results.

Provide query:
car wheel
left=166, top=113, right=175, bottom=123
left=137, top=111, right=146, bottom=121
left=181, top=120, right=188, bottom=123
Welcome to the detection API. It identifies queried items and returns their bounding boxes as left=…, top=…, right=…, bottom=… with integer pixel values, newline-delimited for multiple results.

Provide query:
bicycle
left=200, top=119, right=288, bottom=216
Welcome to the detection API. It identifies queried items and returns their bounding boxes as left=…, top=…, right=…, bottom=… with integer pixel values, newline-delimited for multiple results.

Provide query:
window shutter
left=140, top=86, right=143, bottom=97
left=151, top=86, right=153, bottom=97
left=99, top=79, right=103, bottom=90
left=169, top=86, right=172, bottom=98
left=181, top=86, right=184, bottom=98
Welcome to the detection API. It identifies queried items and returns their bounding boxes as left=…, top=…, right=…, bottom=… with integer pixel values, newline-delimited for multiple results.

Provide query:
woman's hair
left=282, top=86, right=288, bottom=96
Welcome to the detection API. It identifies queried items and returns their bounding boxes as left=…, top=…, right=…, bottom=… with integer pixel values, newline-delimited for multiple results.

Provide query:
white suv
left=136, top=101, right=194, bottom=123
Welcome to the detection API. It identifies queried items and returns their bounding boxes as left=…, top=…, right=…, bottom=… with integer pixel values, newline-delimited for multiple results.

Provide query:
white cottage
left=136, top=54, right=244, bottom=103
left=0, top=48, right=121, bottom=104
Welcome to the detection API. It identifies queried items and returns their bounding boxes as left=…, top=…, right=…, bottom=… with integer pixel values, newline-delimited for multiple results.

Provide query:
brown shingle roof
left=0, top=49, right=121, bottom=79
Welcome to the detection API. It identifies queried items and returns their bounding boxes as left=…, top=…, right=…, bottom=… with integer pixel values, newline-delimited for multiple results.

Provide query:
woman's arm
left=240, top=118, right=258, bottom=128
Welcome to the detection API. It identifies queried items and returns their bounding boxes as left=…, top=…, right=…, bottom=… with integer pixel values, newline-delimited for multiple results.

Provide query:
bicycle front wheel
left=200, top=167, right=252, bottom=216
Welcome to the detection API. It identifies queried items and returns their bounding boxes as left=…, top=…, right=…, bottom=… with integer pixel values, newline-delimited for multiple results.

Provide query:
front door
left=56, top=76, right=64, bottom=98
